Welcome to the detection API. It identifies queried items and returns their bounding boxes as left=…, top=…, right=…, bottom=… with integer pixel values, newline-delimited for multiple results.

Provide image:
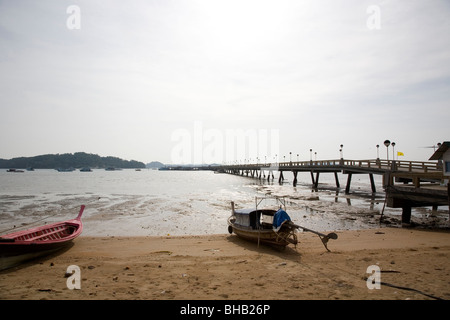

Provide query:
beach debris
left=381, top=270, right=401, bottom=273
left=278, top=262, right=287, bottom=266
left=88, top=265, right=95, bottom=270
left=151, top=250, right=172, bottom=255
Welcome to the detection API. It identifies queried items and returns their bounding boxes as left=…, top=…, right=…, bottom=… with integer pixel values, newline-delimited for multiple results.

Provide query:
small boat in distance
left=228, top=197, right=337, bottom=251
left=105, top=167, right=122, bottom=171
left=80, top=167, right=92, bottom=172
left=56, top=167, right=75, bottom=172
left=0, top=205, right=85, bottom=271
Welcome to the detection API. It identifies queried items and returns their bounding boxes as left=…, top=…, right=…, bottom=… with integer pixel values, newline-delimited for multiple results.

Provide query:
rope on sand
left=363, top=277, right=444, bottom=300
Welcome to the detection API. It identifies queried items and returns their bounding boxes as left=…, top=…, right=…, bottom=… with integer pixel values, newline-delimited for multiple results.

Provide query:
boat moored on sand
left=0, top=205, right=85, bottom=271
left=228, top=197, right=337, bottom=251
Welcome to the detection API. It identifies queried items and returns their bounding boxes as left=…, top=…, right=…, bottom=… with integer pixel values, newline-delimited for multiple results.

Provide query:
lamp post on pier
left=392, top=142, right=396, bottom=161
left=384, top=140, right=391, bottom=161
left=391, top=142, right=397, bottom=170
left=376, top=144, right=380, bottom=165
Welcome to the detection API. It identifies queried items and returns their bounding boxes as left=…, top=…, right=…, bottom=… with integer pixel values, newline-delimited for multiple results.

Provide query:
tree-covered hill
left=0, top=152, right=146, bottom=169
left=146, top=161, right=165, bottom=169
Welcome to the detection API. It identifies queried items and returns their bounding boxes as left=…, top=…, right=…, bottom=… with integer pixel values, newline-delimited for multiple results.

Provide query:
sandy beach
left=0, top=227, right=449, bottom=301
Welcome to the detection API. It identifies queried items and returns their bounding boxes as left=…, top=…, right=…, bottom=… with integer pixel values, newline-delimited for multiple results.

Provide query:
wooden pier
left=211, top=158, right=449, bottom=225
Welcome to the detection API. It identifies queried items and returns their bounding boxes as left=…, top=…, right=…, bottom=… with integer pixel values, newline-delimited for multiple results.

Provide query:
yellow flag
left=397, top=151, right=404, bottom=156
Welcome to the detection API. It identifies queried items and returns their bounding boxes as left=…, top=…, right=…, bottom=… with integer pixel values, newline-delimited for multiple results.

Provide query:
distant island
left=146, top=161, right=165, bottom=169
left=0, top=152, right=146, bottom=169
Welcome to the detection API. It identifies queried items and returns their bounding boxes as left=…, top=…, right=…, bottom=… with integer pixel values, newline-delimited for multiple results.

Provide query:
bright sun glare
left=195, top=0, right=290, bottom=55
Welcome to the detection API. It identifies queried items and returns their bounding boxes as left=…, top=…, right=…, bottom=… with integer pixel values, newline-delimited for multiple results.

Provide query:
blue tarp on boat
left=273, top=209, right=291, bottom=231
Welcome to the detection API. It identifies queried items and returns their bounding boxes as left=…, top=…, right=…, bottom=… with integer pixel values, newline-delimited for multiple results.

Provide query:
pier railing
left=223, top=159, right=441, bottom=173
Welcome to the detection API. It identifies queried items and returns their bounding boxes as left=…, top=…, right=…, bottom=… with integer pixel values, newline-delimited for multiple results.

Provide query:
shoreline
left=1, top=227, right=449, bottom=300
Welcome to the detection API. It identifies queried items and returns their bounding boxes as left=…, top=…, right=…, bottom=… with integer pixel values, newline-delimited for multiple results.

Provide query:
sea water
left=0, top=169, right=447, bottom=236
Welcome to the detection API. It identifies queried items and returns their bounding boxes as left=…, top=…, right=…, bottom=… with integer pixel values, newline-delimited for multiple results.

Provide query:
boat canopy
left=234, top=208, right=255, bottom=215
left=233, top=209, right=255, bottom=228
left=234, top=208, right=283, bottom=230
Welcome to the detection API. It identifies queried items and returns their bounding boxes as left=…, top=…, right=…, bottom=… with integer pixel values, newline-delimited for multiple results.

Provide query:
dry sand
left=0, top=227, right=449, bottom=301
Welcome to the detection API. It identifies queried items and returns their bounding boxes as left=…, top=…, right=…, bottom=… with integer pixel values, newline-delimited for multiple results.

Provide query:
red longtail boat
left=0, top=205, right=84, bottom=271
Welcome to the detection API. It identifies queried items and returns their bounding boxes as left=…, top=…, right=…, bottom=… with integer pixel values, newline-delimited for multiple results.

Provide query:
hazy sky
left=1, top=0, right=449, bottom=164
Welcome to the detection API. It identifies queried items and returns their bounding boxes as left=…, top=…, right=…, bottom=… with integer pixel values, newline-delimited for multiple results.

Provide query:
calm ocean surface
left=0, top=169, right=447, bottom=236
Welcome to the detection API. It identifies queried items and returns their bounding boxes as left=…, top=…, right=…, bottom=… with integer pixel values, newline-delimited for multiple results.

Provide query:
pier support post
left=345, top=173, right=352, bottom=194
left=448, top=183, right=450, bottom=219
left=369, top=173, right=376, bottom=193
left=293, top=171, right=298, bottom=186
left=401, top=206, right=412, bottom=225
left=310, top=172, right=315, bottom=186
left=334, top=172, right=340, bottom=188
left=278, top=171, right=284, bottom=183
left=314, top=172, right=320, bottom=189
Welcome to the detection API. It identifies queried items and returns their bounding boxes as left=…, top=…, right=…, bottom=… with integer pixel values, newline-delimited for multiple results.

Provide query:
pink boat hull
left=0, top=205, right=84, bottom=271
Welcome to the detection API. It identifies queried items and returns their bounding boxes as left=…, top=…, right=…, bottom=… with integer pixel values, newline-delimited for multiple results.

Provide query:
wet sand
left=0, top=227, right=449, bottom=301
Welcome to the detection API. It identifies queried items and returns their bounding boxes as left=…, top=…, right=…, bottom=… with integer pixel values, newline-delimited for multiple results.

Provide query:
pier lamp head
left=384, top=140, right=391, bottom=147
